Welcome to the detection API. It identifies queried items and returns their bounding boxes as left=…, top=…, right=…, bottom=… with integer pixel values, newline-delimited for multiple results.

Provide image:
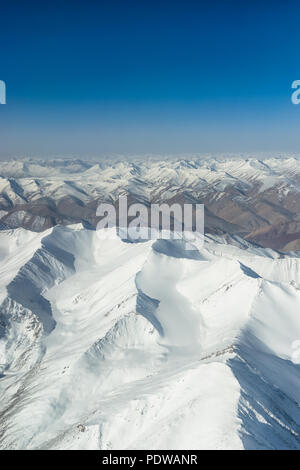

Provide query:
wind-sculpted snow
left=0, top=225, right=300, bottom=449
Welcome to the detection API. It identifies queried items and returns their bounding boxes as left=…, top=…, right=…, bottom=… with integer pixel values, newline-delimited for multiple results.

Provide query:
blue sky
left=0, top=0, right=300, bottom=157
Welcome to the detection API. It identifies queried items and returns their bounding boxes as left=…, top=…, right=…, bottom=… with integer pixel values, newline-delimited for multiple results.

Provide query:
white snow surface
left=0, top=225, right=300, bottom=449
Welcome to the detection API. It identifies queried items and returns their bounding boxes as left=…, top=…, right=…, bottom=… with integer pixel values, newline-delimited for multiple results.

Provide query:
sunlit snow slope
left=1, top=225, right=300, bottom=450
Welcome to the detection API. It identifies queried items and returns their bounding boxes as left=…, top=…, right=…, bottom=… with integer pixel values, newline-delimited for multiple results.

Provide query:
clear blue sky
left=1, top=0, right=300, bottom=157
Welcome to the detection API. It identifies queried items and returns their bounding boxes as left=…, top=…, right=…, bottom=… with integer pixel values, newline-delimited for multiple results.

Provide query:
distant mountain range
left=0, top=156, right=300, bottom=250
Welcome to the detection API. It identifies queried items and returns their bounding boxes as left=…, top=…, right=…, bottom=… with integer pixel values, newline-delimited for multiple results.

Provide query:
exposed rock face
left=0, top=156, right=300, bottom=250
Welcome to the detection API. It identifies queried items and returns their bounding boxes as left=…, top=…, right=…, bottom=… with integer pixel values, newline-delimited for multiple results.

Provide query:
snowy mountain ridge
left=1, top=225, right=300, bottom=449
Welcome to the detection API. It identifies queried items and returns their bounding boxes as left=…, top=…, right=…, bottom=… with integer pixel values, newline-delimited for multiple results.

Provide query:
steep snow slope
left=0, top=225, right=300, bottom=449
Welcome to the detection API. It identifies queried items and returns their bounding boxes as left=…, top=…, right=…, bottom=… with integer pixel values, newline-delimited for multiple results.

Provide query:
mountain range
left=1, top=156, right=300, bottom=449
left=0, top=156, right=300, bottom=250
